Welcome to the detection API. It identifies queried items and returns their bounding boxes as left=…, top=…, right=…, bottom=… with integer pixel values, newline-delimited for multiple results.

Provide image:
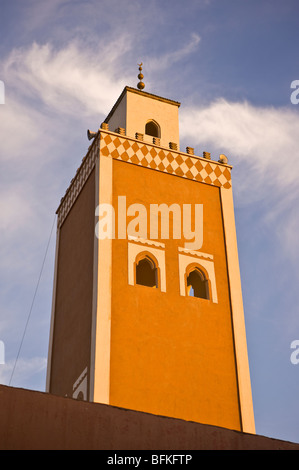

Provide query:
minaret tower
left=46, top=66, right=255, bottom=434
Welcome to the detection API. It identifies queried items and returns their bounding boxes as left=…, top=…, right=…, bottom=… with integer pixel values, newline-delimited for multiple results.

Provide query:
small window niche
left=186, top=268, right=210, bottom=300
left=128, top=241, right=166, bottom=292
left=145, top=120, right=160, bottom=138
left=136, top=255, right=158, bottom=288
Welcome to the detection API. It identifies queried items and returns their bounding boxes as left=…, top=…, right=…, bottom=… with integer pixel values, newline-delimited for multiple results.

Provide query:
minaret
left=46, top=65, right=255, bottom=434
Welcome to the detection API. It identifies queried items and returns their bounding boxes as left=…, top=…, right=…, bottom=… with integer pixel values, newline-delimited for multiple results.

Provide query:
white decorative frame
left=128, top=237, right=166, bottom=292
left=178, top=248, right=218, bottom=303
left=72, top=366, right=88, bottom=400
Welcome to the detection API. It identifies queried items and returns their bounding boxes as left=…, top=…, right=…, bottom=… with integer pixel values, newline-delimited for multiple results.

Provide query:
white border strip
left=220, top=186, right=256, bottom=434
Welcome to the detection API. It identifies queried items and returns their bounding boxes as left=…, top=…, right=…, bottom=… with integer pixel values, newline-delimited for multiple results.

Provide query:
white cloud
left=0, top=33, right=204, bottom=258
left=180, top=98, right=299, bottom=267
left=0, top=98, right=42, bottom=159
left=180, top=98, right=299, bottom=201
left=3, top=39, right=131, bottom=118
left=0, top=357, right=47, bottom=388
left=147, top=33, right=201, bottom=72
left=0, top=38, right=129, bottom=285
left=0, top=93, right=64, bottom=283
left=2, top=30, right=202, bottom=121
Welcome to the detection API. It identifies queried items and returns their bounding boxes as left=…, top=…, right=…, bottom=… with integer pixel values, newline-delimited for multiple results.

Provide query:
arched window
left=186, top=268, right=209, bottom=300
left=136, top=255, right=158, bottom=288
left=145, top=120, right=160, bottom=138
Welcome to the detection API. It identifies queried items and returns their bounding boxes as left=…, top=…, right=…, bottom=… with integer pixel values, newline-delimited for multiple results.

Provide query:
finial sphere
left=137, top=62, right=145, bottom=90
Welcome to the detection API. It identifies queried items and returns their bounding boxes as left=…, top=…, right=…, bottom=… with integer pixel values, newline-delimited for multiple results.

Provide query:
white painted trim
left=220, top=186, right=256, bottom=434
left=178, top=247, right=214, bottom=260
left=89, top=155, right=100, bottom=402
left=93, top=151, right=113, bottom=405
left=73, top=366, right=88, bottom=391
left=178, top=253, right=218, bottom=303
left=128, top=242, right=166, bottom=292
left=128, top=235, right=165, bottom=249
left=72, top=367, right=88, bottom=400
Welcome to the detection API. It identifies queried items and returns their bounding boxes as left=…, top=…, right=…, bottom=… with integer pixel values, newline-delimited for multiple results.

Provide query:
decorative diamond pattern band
left=57, top=130, right=232, bottom=229
left=100, top=131, right=231, bottom=189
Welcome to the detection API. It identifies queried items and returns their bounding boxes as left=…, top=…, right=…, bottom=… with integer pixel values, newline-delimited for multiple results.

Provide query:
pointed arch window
left=145, top=120, right=160, bottom=138
left=136, top=255, right=158, bottom=288
left=186, top=267, right=210, bottom=300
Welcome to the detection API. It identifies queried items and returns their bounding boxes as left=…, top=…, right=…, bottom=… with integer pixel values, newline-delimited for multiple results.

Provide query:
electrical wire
left=8, top=214, right=57, bottom=386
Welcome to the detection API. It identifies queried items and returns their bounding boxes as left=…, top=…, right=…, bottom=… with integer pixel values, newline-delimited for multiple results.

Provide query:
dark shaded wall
left=0, top=385, right=298, bottom=450
left=49, top=170, right=95, bottom=399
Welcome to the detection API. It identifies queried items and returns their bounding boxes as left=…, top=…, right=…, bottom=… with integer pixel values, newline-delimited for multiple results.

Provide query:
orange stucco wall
left=109, top=159, right=241, bottom=431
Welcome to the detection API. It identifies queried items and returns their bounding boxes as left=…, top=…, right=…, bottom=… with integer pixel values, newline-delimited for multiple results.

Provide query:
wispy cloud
left=180, top=98, right=299, bottom=268
left=0, top=36, right=133, bottom=287
left=3, top=39, right=131, bottom=118
left=147, top=33, right=201, bottom=72
left=180, top=98, right=299, bottom=200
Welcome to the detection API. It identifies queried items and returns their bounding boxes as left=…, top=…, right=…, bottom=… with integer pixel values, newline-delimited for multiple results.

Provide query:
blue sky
left=1, top=0, right=299, bottom=444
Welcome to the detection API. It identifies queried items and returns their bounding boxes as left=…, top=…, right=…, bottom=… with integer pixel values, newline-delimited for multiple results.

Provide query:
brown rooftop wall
left=0, top=384, right=298, bottom=450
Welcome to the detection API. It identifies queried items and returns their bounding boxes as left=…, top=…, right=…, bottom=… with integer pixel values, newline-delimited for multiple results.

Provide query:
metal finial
left=137, top=62, right=145, bottom=90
